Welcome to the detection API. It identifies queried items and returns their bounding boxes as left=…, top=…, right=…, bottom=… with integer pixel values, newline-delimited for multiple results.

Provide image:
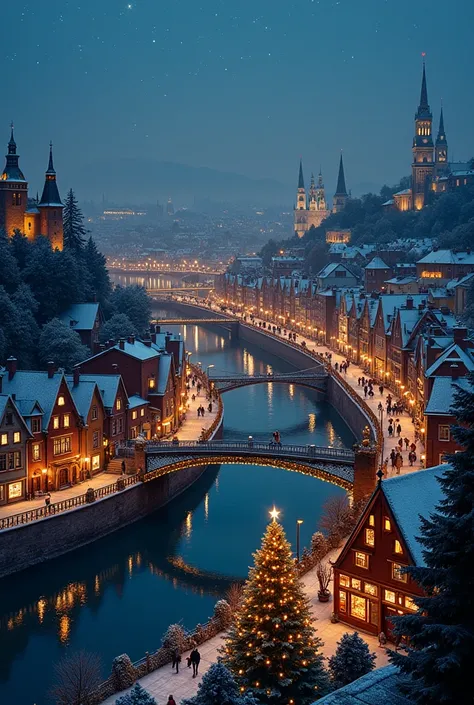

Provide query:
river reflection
left=0, top=315, right=354, bottom=705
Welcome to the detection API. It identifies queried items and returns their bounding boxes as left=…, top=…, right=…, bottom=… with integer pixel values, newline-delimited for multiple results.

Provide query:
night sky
left=2, top=0, right=473, bottom=202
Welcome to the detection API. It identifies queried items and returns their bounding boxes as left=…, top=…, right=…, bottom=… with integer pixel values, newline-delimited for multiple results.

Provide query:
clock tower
left=411, top=61, right=435, bottom=210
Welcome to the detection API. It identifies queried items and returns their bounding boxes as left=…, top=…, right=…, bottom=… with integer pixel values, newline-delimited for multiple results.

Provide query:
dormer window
left=148, top=376, right=156, bottom=390
left=116, top=398, right=122, bottom=411
left=58, top=396, right=65, bottom=406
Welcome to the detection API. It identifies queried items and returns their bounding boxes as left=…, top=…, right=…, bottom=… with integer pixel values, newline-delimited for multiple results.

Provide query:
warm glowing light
left=269, top=506, right=280, bottom=521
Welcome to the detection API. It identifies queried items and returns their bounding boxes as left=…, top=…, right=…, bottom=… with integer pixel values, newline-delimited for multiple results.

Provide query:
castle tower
left=38, top=142, right=63, bottom=250
left=315, top=169, right=327, bottom=211
left=411, top=61, right=435, bottom=210
left=332, top=153, right=348, bottom=213
left=309, top=173, right=317, bottom=211
left=0, top=125, right=28, bottom=236
left=294, top=159, right=307, bottom=238
left=434, top=105, right=448, bottom=177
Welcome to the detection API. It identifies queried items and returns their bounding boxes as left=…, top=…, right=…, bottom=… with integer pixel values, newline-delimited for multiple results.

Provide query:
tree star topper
left=269, top=506, right=280, bottom=521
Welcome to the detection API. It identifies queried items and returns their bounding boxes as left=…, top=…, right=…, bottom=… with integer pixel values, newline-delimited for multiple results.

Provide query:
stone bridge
left=151, top=317, right=240, bottom=339
left=209, top=369, right=327, bottom=393
left=142, top=440, right=355, bottom=490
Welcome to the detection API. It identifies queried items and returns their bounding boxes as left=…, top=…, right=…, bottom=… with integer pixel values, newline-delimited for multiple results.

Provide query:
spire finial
left=47, top=141, right=55, bottom=173
left=335, top=152, right=347, bottom=196
left=417, top=54, right=430, bottom=116
left=298, top=158, right=305, bottom=189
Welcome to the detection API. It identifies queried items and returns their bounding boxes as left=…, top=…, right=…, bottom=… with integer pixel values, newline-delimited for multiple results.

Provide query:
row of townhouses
left=216, top=248, right=474, bottom=468
left=0, top=328, right=187, bottom=506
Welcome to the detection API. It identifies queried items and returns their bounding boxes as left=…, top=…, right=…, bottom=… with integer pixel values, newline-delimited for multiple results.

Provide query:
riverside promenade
left=101, top=545, right=390, bottom=705
left=0, top=382, right=218, bottom=523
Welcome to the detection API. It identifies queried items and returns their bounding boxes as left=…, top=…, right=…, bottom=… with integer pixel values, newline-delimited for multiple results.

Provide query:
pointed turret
left=412, top=59, right=435, bottom=210
left=435, top=105, right=448, bottom=173
left=298, top=158, right=305, bottom=189
left=335, top=153, right=348, bottom=196
left=332, top=154, right=349, bottom=214
left=416, top=62, right=431, bottom=119
left=1, top=124, right=26, bottom=182
left=39, top=143, right=62, bottom=206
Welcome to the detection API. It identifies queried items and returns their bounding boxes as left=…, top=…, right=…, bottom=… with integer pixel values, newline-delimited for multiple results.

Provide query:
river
left=0, top=314, right=354, bottom=705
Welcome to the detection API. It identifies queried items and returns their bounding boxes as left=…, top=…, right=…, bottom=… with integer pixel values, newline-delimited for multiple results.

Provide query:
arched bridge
left=210, top=369, right=327, bottom=393
left=143, top=440, right=355, bottom=489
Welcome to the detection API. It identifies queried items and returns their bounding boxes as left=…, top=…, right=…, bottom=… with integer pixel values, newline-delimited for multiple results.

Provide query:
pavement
left=0, top=377, right=219, bottom=522
left=101, top=545, right=390, bottom=705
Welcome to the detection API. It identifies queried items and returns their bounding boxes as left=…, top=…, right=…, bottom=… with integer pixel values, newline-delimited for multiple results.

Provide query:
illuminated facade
left=0, top=128, right=63, bottom=249
left=293, top=160, right=330, bottom=238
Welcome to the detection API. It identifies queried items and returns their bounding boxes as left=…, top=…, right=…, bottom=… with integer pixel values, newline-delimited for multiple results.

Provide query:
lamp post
left=296, top=519, right=303, bottom=562
left=206, top=364, right=215, bottom=378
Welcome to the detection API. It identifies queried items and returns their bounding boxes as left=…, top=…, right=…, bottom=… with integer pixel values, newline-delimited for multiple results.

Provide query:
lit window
left=368, top=514, right=375, bottom=527
left=140, top=408, right=145, bottom=417
left=384, top=517, right=391, bottom=532
left=351, top=578, right=362, bottom=591
left=132, top=410, right=138, bottom=420
left=438, top=425, right=450, bottom=442
left=58, top=396, right=65, bottom=406
left=53, top=417, right=60, bottom=430
left=350, top=594, right=367, bottom=621
left=8, top=482, right=22, bottom=499
left=63, top=414, right=70, bottom=429
left=13, top=432, right=21, bottom=444
left=384, top=589, right=396, bottom=603
left=32, top=444, right=41, bottom=461
left=364, top=583, right=378, bottom=596
left=394, top=540, right=403, bottom=554
left=116, top=398, right=122, bottom=411
left=148, top=377, right=156, bottom=389
left=392, top=563, right=408, bottom=582
left=339, top=574, right=350, bottom=588
left=1, top=434, right=7, bottom=446
left=339, top=591, right=347, bottom=613
left=355, top=552, right=369, bottom=569
left=405, top=596, right=417, bottom=611
left=365, top=528, right=375, bottom=547
left=92, top=454, right=100, bottom=471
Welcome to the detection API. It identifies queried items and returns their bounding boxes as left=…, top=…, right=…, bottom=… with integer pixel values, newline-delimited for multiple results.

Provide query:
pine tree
left=182, top=663, right=257, bottom=705
left=328, top=632, right=376, bottom=689
left=221, top=514, right=331, bottom=704
left=63, top=188, right=87, bottom=251
left=389, top=372, right=474, bottom=705
left=116, top=682, right=157, bottom=705
left=83, top=236, right=112, bottom=304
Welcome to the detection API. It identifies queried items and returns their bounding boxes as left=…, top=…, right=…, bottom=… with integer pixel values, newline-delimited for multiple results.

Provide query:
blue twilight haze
left=1, top=0, right=473, bottom=202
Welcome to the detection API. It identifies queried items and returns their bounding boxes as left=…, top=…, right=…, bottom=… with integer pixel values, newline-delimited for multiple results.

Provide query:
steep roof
left=66, top=373, right=122, bottom=410
left=0, top=395, right=33, bottom=437
left=66, top=379, right=101, bottom=421
left=39, top=143, right=62, bottom=207
left=157, top=354, right=172, bottom=394
left=318, top=262, right=353, bottom=279
left=128, top=394, right=150, bottom=409
left=1, top=126, right=26, bottom=182
left=315, top=666, right=412, bottom=705
left=382, top=465, right=445, bottom=567
left=82, top=339, right=160, bottom=364
left=365, top=256, right=390, bottom=270
left=424, top=342, right=474, bottom=377
left=59, top=303, right=100, bottom=332
left=1, top=371, right=71, bottom=431
left=335, top=153, right=348, bottom=196
left=424, top=376, right=472, bottom=415
left=417, top=250, right=474, bottom=266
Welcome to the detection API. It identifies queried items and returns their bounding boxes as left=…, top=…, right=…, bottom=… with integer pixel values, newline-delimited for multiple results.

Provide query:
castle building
left=390, top=62, right=473, bottom=212
left=0, top=127, right=63, bottom=249
left=293, top=160, right=331, bottom=238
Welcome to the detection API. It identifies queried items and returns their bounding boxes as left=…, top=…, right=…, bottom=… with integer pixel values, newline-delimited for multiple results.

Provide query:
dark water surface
left=0, top=315, right=354, bottom=705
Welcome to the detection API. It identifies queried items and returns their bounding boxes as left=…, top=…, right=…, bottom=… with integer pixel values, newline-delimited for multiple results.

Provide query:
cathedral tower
left=332, top=153, right=348, bottom=213
left=434, top=105, right=448, bottom=177
left=0, top=126, right=28, bottom=236
left=294, top=159, right=307, bottom=238
left=309, top=173, right=317, bottom=211
left=38, top=143, right=63, bottom=250
left=315, top=169, right=327, bottom=211
left=411, top=61, right=435, bottom=210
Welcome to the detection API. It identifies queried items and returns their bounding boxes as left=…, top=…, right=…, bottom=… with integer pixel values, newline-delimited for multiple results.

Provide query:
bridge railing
left=145, top=439, right=354, bottom=461
left=211, top=371, right=327, bottom=381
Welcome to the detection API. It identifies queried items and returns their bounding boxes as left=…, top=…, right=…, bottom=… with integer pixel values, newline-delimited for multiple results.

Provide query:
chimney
left=118, top=339, right=125, bottom=350
left=151, top=332, right=157, bottom=344
left=453, top=326, right=468, bottom=347
left=47, top=361, right=55, bottom=379
left=73, top=366, right=80, bottom=387
left=127, top=335, right=135, bottom=344
left=451, top=363, right=459, bottom=380
left=99, top=344, right=106, bottom=351
left=406, top=296, right=414, bottom=310
left=165, top=334, right=171, bottom=345
left=6, top=356, right=17, bottom=380
left=143, top=339, right=152, bottom=347
left=155, top=325, right=161, bottom=334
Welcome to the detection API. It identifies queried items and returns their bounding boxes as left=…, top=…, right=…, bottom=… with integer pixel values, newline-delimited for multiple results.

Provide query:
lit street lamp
left=296, top=519, right=303, bottom=562
left=206, top=364, right=215, bottom=378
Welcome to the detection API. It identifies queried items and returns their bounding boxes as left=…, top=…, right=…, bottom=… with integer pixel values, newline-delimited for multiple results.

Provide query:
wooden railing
left=0, top=475, right=139, bottom=532
left=189, top=362, right=224, bottom=441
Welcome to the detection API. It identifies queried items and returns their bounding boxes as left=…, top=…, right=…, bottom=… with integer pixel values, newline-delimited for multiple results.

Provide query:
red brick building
left=333, top=467, right=444, bottom=641
left=0, top=393, right=31, bottom=505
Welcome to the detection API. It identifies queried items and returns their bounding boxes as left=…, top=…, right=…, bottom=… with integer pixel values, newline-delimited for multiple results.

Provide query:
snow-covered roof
left=59, top=303, right=100, bottom=332
left=424, top=342, right=474, bottom=377
left=425, top=376, right=472, bottom=415
left=417, top=249, right=474, bottom=266
left=365, top=256, right=390, bottom=270
left=314, top=665, right=412, bottom=705
left=128, top=394, right=150, bottom=409
left=383, top=465, right=445, bottom=567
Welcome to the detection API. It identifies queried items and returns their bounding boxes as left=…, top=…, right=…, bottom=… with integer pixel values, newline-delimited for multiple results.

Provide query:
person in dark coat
left=190, top=648, right=201, bottom=677
left=171, top=648, right=181, bottom=673
left=168, top=696, right=177, bottom=705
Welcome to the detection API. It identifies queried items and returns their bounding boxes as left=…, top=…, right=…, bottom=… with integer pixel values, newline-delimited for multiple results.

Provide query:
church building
left=0, top=127, right=64, bottom=249
left=294, top=155, right=348, bottom=238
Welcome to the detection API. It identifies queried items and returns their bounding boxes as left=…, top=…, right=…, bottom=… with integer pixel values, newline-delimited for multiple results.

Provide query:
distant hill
left=69, top=158, right=290, bottom=207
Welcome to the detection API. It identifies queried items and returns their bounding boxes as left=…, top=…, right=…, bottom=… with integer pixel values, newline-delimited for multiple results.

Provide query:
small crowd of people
left=335, top=359, right=350, bottom=375
left=171, top=646, right=201, bottom=678
left=269, top=430, right=282, bottom=447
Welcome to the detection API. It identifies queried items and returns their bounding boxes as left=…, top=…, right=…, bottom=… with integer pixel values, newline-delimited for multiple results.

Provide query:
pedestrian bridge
left=151, top=317, right=237, bottom=325
left=210, top=369, right=327, bottom=393
left=143, top=440, right=355, bottom=489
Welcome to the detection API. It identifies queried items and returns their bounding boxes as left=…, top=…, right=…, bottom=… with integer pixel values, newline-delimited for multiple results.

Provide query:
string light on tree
left=221, top=511, right=331, bottom=704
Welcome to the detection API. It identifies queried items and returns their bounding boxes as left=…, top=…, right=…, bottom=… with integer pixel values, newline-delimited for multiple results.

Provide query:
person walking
left=190, top=648, right=201, bottom=678
left=171, top=649, right=181, bottom=673
left=390, top=449, right=396, bottom=469
left=364, top=385, right=368, bottom=398
left=404, top=437, right=410, bottom=451
left=121, top=460, right=126, bottom=475
left=388, top=423, right=393, bottom=437
left=168, top=696, right=177, bottom=705
left=45, top=493, right=51, bottom=509
left=395, top=453, right=403, bottom=475
left=379, top=384, right=384, bottom=396
left=396, top=422, right=402, bottom=437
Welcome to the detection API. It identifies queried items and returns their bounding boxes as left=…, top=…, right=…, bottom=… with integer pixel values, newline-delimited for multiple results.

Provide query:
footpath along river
left=0, top=314, right=354, bottom=705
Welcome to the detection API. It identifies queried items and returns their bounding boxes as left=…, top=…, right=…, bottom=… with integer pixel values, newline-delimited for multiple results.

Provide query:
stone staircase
left=106, top=458, right=125, bottom=474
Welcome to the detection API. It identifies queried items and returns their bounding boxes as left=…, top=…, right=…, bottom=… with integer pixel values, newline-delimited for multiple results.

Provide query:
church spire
left=335, top=153, right=347, bottom=196
left=8, top=122, right=16, bottom=154
left=435, top=104, right=448, bottom=171
left=46, top=141, right=55, bottom=174
left=416, top=60, right=431, bottom=119
left=2, top=124, right=25, bottom=182
left=436, top=105, right=446, bottom=142
left=298, top=158, right=305, bottom=189
left=39, top=142, right=62, bottom=206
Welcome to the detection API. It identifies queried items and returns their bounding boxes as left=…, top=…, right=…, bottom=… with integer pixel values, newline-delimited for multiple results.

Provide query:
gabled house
left=316, top=262, right=359, bottom=291
left=333, top=466, right=444, bottom=641
left=59, top=303, right=104, bottom=352
left=66, top=372, right=107, bottom=477
left=0, top=393, right=32, bottom=504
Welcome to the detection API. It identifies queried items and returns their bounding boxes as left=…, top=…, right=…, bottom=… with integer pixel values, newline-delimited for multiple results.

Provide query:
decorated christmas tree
left=389, top=372, right=474, bottom=704
left=221, top=508, right=331, bottom=704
